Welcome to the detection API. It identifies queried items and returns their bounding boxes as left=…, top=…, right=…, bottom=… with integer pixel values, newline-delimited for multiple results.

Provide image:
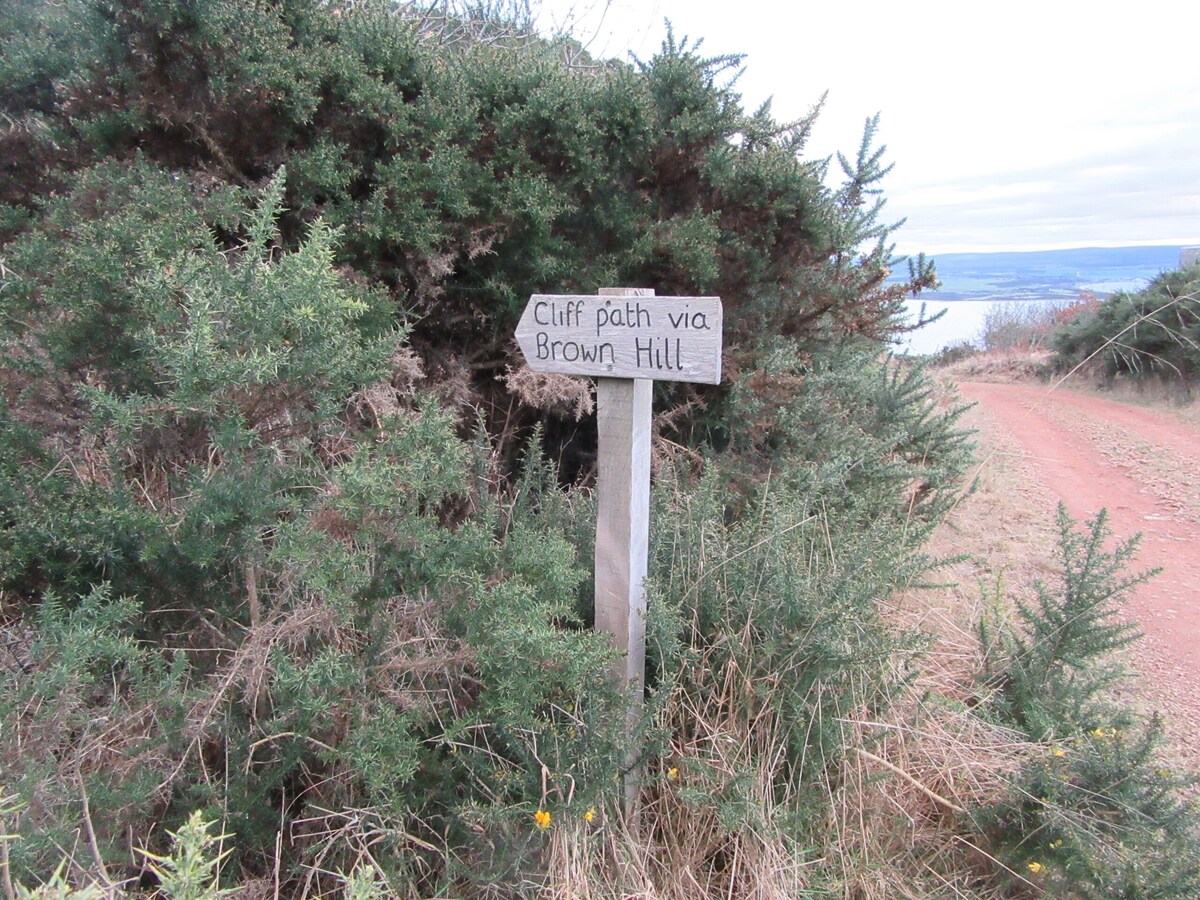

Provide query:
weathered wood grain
left=516, top=293, right=722, bottom=384
left=594, top=287, right=654, bottom=808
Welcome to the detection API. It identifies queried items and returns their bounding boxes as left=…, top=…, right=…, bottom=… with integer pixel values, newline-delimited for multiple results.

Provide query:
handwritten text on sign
left=515, top=294, right=723, bottom=384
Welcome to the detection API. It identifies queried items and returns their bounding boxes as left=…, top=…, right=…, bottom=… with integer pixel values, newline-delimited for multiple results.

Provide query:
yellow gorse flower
left=583, top=806, right=596, bottom=824
left=534, top=809, right=551, bottom=830
left=1027, top=861, right=1044, bottom=874
left=667, top=767, right=679, bottom=780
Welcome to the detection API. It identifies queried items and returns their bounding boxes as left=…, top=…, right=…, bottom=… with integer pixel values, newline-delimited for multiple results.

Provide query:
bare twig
left=76, top=762, right=118, bottom=894
left=1049, top=289, right=1197, bottom=394
left=1, top=820, right=16, bottom=900
left=855, top=748, right=966, bottom=815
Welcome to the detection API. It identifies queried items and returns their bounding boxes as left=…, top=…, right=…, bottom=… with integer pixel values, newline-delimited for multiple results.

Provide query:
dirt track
left=959, top=381, right=1200, bottom=769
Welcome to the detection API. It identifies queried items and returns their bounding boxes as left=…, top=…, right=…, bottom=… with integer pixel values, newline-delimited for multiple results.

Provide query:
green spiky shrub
left=0, top=169, right=631, bottom=894
left=139, top=812, right=233, bottom=900
left=0, top=0, right=939, bottom=469
left=1053, top=264, right=1200, bottom=388
left=631, top=347, right=972, bottom=894
left=974, top=507, right=1200, bottom=897
left=0, top=0, right=966, bottom=894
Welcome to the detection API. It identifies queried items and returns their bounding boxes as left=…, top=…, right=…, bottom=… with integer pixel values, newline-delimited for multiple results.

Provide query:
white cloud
left=535, top=0, right=1200, bottom=253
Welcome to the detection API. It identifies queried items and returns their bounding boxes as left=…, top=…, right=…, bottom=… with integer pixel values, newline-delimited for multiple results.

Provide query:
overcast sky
left=534, top=0, right=1200, bottom=255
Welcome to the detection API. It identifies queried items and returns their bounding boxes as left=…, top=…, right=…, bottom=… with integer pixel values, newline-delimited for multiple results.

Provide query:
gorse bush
left=2, top=163, right=401, bottom=606
left=651, top=466, right=925, bottom=794
left=0, top=0, right=990, bottom=895
left=0, top=172, right=632, bottom=893
left=0, top=0, right=936, bottom=468
left=139, top=813, right=234, bottom=900
left=1053, top=263, right=1200, bottom=387
left=973, top=507, right=1200, bottom=897
left=0, top=583, right=187, bottom=881
left=979, top=507, right=1150, bottom=740
left=723, top=340, right=971, bottom=526
left=626, top=349, right=972, bottom=894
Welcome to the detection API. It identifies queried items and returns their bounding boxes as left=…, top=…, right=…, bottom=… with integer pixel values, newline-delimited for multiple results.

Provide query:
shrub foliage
left=975, top=508, right=1200, bottom=897
left=0, top=0, right=1004, bottom=895
left=1053, top=264, right=1200, bottom=386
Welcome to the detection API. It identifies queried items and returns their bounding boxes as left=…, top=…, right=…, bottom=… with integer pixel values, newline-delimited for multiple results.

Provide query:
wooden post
left=595, top=287, right=653, bottom=805
left=594, top=288, right=653, bottom=689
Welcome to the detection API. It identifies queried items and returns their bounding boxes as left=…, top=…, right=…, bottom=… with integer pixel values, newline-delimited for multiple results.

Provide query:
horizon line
left=892, top=239, right=1199, bottom=257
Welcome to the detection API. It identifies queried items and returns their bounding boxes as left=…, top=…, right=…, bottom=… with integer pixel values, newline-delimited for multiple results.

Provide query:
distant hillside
left=902, top=245, right=1182, bottom=303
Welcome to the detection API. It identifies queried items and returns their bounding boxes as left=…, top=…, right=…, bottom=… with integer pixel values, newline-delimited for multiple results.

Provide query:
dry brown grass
left=938, top=343, right=1198, bottom=422
left=525, top=386, right=1081, bottom=898
left=538, top=627, right=819, bottom=899
left=936, top=348, right=1055, bottom=385
left=529, top=421, right=1061, bottom=898
left=810, top=391, right=1071, bottom=899
left=1059, top=366, right=1200, bottom=422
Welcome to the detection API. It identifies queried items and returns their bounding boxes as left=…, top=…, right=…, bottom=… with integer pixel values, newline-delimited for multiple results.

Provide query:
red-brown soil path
left=960, top=381, right=1200, bottom=768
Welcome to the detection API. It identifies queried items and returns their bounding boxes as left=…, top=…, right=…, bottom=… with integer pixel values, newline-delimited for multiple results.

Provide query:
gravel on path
left=958, top=381, right=1200, bottom=772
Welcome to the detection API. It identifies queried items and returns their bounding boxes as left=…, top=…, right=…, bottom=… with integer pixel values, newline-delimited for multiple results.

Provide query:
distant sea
left=894, top=245, right=1185, bottom=355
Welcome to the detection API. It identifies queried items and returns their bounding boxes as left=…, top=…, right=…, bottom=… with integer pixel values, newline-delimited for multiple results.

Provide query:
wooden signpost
left=516, top=287, right=723, bottom=802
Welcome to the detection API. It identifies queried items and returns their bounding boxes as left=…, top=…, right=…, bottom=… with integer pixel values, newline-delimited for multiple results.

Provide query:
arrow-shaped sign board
left=516, top=294, right=723, bottom=384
